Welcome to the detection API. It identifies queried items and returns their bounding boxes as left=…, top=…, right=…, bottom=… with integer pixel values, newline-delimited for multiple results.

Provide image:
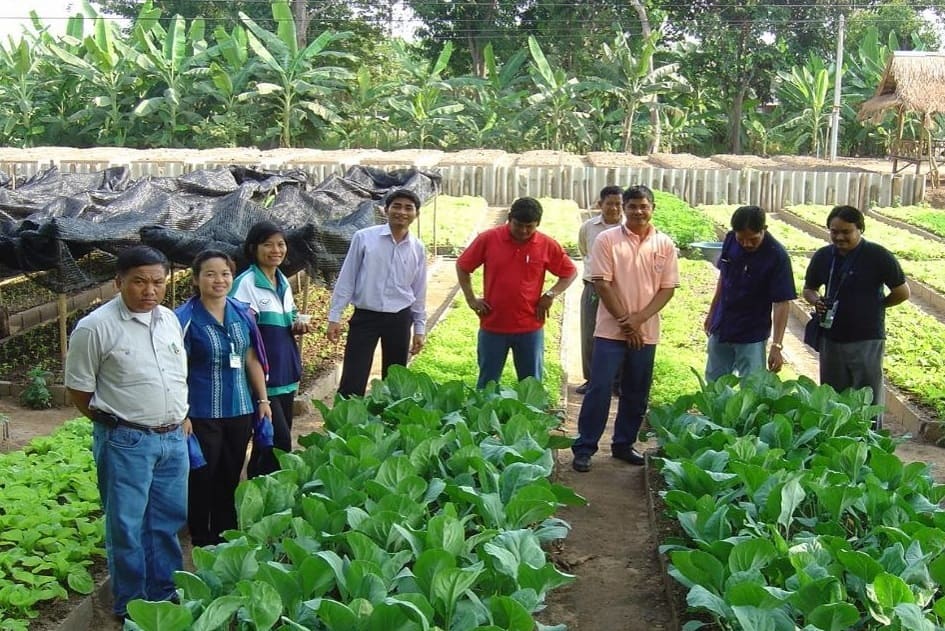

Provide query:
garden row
left=652, top=371, right=945, bottom=630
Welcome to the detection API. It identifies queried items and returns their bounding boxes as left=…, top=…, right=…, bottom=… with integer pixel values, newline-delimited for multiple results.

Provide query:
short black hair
left=731, top=205, right=766, bottom=232
left=385, top=188, right=421, bottom=211
left=243, top=220, right=286, bottom=264
left=826, top=205, right=865, bottom=232
left=116, top=246, right=169, bottom=275
left=623, top=185, right=655, bottom=205
left=599, top=185, right=623, bottom=200
left=509, top=197, right=543, bottom=223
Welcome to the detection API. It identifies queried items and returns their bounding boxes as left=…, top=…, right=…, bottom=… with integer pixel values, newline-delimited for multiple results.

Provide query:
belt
left=91, top=411, right=181, bottom=434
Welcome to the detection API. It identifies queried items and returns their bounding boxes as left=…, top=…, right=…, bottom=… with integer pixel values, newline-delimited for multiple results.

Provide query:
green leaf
left=685, top=584, right=731, bottom=618
left=193, top=595, right=242, bottom=631
left=237, top=580, right=283, bottom=630
left=487, top=595, right=533, bottom=631
left=868, top=572, right=916, bottom=609
left=777, top=475, right=806, bottom=531
left=126, top=600, right=193, bottom=631
left=66, top=566, right=94, bottom=594
left=893, top=603, right=935, bottom=631
left=728, top=539, right=777, bottom=574
left=431, top=565, right=483, bottom=618
left=669, top=550, right=726, bottom=595
left=808, top=602, right=862, bottom=631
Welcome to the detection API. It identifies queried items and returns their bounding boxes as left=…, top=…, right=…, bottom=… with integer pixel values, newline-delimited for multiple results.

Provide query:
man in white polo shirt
left=65, top=246, right=190, bottom=621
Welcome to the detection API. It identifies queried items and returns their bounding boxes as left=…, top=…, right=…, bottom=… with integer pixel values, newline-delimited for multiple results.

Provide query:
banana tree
left=133, top=8, right=209, bottom=147
left=518, top=36, right=594, bottom=151
left=0, top=36, right=51, bottom=146
left=385, top=40, right=464, bottom=149
left=46, top=7, right=140, bottom=146
left=593, top=28, right=689, bottom=154
left=240, top=1, right=355, bottom=148
left=336, top=65, right=398, bottom=149
left=454, top=43, right=528, bottom=150
left=775, top=53, right=831, bottom=156
left=192, top=25, right=259, bottom=146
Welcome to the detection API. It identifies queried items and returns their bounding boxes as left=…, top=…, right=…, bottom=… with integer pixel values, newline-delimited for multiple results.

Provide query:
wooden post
left=58, top=293, right=68, bottom=368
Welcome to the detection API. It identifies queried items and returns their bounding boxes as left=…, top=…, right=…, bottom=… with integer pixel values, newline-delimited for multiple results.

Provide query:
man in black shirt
left=803, top=205, right=910, bottom=428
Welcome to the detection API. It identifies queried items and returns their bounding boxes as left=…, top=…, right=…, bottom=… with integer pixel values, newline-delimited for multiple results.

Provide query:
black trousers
left=338, top=307, right=412, bottom=397
left=188, top=414, right=253, bottom=546
left=246, top=391, right=294, bottom=478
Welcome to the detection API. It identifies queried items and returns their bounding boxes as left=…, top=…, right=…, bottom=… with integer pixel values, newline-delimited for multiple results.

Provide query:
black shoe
left=572, top=455, right=591, bottom=472
left=575, top=382, right=589, bottom=395
left=612, top=446, right=645, bottom=465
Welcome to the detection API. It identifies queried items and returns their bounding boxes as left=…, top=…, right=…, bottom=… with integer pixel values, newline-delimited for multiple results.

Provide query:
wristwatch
left=543, top=290, right=557, bottom=299
left=771, top=342, right=784, bottom=350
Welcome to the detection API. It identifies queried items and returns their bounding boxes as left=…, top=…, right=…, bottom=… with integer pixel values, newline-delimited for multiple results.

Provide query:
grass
left=409, top=276, right=564, bottom=405
left=698, top=204, right=825, bottom=254
left=871, top=204, right=945, bottom=239
left=413, top=195, right=490, bottom=256
left=535, top=197, right=583, bottom=257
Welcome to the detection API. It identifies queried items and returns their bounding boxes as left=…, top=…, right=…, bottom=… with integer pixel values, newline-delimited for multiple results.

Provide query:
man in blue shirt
left=327, top=189, right=428, bottom=396
left=704, top=205, right=796, bottom=382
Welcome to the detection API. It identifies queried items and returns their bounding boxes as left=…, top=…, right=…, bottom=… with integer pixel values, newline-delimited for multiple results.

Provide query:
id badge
left=229, top=354, right=242, bottom=369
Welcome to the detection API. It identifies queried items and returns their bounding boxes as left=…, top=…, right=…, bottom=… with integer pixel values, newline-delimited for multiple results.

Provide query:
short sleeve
left=880, top=248, right=906, bottom=289
left=456, top=231, right=487, bottom=273
left=64, top=326, right=100, bottom=393
left=545, top=239, right=576, bottom=279
left=590, top=232, right=613, bottom=280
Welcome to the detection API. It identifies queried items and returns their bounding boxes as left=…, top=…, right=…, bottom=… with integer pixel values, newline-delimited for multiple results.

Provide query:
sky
left=0, top=1, right=78, bottom=40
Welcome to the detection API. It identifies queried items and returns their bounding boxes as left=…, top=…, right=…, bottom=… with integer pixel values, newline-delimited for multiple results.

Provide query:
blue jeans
left=572, top=338, right=656, bottom=457
left=476, top=329, right=543, bottom=389
left=705, top=335, right=766, bottom=382
left=92, top=423, right=188, bottom=615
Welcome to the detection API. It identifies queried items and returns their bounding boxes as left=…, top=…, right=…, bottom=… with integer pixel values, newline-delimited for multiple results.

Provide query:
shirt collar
left=251, top=264, right=286, bottom=292
left=116, top=296, right=163, bottom=322
left=621, top=224, right=655, bottom=241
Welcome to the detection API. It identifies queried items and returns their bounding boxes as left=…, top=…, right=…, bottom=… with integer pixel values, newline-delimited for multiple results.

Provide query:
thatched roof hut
left=858, top=51, right=945, bottom=125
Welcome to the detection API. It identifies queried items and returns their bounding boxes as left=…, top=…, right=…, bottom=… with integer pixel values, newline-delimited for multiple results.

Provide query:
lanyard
left=826, top=244, right=862, bottom=301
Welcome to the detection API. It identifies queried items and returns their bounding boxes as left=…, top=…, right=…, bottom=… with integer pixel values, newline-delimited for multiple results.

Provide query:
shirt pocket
left=653, top=253, right=667, bottom=275
left=106, top=347, right=154, bottom=386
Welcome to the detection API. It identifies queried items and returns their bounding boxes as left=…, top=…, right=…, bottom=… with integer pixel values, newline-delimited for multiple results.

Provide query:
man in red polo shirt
left=457, top=197, right=577, bottom=389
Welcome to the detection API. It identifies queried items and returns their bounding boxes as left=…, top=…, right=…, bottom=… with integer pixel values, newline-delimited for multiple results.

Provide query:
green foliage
left=652, top=373, right=945, bottom=629
left=534, top=197, right=582, bottom=257
left=699, top=205, right=824, bottom=253
left=412, top=195, right=489, bottom=256
left=127, top=366, right=582, bottom=629
left=774, top=53, right=832, bottom=156
left=0, top=419, right=103, bottom=626
left=873, top=205, right=945, bottom=240
left=651, top=190, right=716, bottom=247
left=19, top=366, right=54, bottom=410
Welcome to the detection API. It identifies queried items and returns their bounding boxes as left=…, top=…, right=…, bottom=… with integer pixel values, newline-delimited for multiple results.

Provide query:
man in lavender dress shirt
left=327, top=189, right=428, bottom=396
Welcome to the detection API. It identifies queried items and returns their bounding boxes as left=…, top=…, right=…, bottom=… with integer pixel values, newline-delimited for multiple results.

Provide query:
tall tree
left=405, top=0, right=523, bottom=77
left=661, top=0, right=838, bottom=153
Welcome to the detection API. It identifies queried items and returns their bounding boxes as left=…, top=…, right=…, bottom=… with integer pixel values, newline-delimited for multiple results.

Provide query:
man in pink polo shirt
left=457, top=197, right=577, bottom=389
left=571, top=185, right=679, bottom=472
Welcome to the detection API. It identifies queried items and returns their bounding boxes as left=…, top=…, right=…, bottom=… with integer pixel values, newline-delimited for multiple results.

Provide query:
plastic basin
left=690, top=241, right=723, bottom=265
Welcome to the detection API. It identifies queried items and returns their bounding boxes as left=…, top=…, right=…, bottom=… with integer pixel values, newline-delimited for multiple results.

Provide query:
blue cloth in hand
left=254, top=416, right=274, bottom=448
left=187, top=433, right=207, bottom=469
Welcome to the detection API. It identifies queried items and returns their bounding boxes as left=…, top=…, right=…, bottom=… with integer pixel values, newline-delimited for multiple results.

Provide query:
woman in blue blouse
left=230, top=221, right=311, bottom=477
left=176, top=250, right=271, bottom=547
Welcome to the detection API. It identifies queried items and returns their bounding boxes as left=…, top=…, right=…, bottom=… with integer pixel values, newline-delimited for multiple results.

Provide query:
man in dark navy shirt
left=803, top=205, right=909, bottom=428
left=704, top=205, right=796, bottom=382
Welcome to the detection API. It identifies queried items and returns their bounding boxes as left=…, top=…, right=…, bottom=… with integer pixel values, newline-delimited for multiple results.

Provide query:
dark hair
left=509, top=197, right=543, bottom=223
left=731, top=205, right=766, bottom=232
left=599, top=185, right=623, bottom=200
left=826, top=205, right=865, bottom=232
left=385, top=188, right=421, bottom=211
left=243, top=221, right=286, bottom=264
left=622, top=185, right=655, bottom=205
left=191, top=249, right=236, bottom=278
left=116, top=245, right=169, bottom=275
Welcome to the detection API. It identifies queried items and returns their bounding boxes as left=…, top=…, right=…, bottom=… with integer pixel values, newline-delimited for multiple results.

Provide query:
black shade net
left=0, top=164, right=440, bottom=293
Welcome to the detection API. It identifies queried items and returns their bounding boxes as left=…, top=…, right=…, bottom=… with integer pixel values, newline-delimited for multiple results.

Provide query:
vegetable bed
left=652, top=372, right=945, bottom=630
left=0, top=419, right=103, bottom=630
left=872, top=205, right=945, bottom=240
left=697, top=205, right=824, bottom=254
left=414, top=196, right=490, bottom=256
left=126, top=367, right=584, bottom=630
